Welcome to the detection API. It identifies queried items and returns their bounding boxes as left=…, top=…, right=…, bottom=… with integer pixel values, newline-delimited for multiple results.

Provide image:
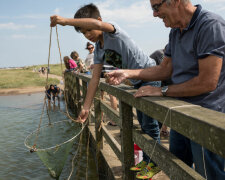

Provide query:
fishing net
left=24, top=26, right=87, bottom=179
left=24, top=120, right=84, bottom=178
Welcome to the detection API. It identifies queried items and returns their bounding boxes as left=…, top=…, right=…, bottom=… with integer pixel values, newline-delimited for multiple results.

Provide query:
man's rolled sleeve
left=197, top=19, right=225, bottom=59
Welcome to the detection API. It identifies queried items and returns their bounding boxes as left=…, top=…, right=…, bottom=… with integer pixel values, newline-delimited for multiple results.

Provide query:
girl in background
left=70, top=51, right=87, bottom=73
left=63, top=56, right=77, bottom=71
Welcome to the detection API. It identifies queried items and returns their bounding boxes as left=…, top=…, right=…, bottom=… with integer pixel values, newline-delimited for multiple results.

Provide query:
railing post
left=94, top=89, right=104, bottom=176
left=65, top=73, right=73, bottom=109
left=82, top=80, right=89, bottom=124
left=76, top=77, right=81, bottom=115
left=82, top=80, right=87, bottom=98
left=71, top=76, right=78, bottom=116
left=119, top=100, right=134, bottom=180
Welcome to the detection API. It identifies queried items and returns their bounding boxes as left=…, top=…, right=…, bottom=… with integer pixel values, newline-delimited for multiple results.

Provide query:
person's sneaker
left=130, top=160, right=147, bottom=171
left=136, top=162, right=161, bottom=179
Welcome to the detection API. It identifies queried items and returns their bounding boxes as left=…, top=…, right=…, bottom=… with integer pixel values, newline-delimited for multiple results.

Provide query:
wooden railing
left=64, top=72, right=225, bottom=180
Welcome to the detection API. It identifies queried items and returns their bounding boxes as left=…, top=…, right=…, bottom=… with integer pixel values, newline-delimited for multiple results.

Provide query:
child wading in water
left=50, top=3, right=161, bottom=179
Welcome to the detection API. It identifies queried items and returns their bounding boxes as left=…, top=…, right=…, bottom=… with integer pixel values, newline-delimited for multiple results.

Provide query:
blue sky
left=0, top=0, right=225, bottom=68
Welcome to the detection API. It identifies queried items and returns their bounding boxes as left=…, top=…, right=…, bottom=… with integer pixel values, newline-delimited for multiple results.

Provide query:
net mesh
left=24, top=120, right=83, bottom=178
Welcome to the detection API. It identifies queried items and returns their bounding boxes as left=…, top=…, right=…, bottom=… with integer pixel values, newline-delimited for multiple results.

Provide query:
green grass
left=27, top=63, right=66, bottom=76
left=0, top=68, right=59, bottom=89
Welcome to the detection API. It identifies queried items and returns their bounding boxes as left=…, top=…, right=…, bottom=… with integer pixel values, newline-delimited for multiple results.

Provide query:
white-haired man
left=107, top=0, right=225, bottom=179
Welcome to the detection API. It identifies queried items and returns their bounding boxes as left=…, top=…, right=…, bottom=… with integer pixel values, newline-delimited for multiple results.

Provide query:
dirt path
left=39, top=73, right=64, bottom=90
left=0, top=73, right=64, bottom=96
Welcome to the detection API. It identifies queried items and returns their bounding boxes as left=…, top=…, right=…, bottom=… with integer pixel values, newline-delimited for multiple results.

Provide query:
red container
left=134, top=143, right=142, bottom=150
left=134, top=144, right=143, bottom=165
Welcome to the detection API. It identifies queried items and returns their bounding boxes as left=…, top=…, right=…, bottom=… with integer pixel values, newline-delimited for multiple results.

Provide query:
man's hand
left=50, top=15, right=66, bottom=27
left=134, top=85, right=162, bottom=98
left=77, top=109, right=89, bottom=123
left=106, top=70, right=128, bottom=85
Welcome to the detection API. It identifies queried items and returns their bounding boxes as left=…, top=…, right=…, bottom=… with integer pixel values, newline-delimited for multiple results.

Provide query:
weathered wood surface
left=100, top=101, right=121, bottom=128
left=98, top=82, right=225, bottom=158
left=102, top=125, right=121, bottom=161
left=94, top=88, right=103, bottom=177
left=89, top=124, right=117, bottom=180
left=119, top=101, right=134, bottom=180
left=133, top=126, right=204, bottom=180
left=75, top=77, right=81, bottom=114
left=65, top=73, right=225, bottom=179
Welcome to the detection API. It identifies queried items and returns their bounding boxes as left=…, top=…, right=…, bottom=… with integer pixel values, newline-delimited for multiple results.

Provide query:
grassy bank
left=0, top=68, right=59, bottom=89
left=28, top=64, right=65, bottom=76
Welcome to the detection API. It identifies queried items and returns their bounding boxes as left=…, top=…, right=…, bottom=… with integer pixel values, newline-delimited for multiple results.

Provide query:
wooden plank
left=102, top=125, right=121, bottom=161
left=119, top=100, right=135, bottom=180
left=99, top=82, right=225, bottom=158
left=94, top=89, right=103, bottom=149
left=66, top=73, right=225, bottom=179
left=76, top=73, right=92, bottom=82
left=75, top=77, right=81, bottom=114
left=88, top=124, right=116, bottom=180
left=82, top=80, right=87, bottom=99
left=133, top=127, right=205, bottom=180
left=90, top=110, right=95, bottom=123
left=94, top=89, right=103, bottom=177
left=100, top=101, right=121, bottom=128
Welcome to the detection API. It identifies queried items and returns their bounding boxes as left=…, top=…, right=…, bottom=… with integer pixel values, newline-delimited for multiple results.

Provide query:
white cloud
left=97, top=0, right=154, bottom=26
left=54, top=8, right=60, bottom=15
left=16, top=14, right=48, bottom=19
left=0, top=23, right=36, bottom=30
left=200, top=0, right=225, bottom=12
left=11, top=34, right=28, bottom=39
left=218, top=6, right=225, bottom=11
left=202, top=0, right=225, bottom=2
left=11, top=34, right=46, bottom=39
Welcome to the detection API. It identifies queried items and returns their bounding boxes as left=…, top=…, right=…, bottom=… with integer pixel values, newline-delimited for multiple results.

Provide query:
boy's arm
left=107, top=56, right=173, bottom=85
left=78, top=64, right=103, bottom=122
left=50, top=15, right=114, bottom=33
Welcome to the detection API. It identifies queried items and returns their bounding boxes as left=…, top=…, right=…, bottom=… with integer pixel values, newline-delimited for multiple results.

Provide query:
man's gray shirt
left=165, top=5, right=225, bottom=112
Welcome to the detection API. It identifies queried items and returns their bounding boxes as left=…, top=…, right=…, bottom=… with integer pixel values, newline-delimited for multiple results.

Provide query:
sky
left=0, top=0, right=225, bottom=68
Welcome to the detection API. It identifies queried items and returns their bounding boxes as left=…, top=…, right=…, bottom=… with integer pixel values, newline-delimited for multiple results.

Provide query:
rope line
left=55, top=25, right=81, bottom=123
left=54, top=26, right=90, bottom=179
left=25, top=120, right=87, bottom=151
left=147, top=104, right=209, bottom=179
left=45, top=26, right=53, bottom=125
left=31, top=97, right=47, bottom=151
left=30, top=27, right=53, bottom=151
left=27, top=25, right=90, bottom=178
left=149, top=105, right=199, bottom=161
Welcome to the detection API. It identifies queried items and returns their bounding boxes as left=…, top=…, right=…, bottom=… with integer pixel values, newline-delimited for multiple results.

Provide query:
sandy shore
left=0, top=73, right=64, bottom=96
left=0, top=86, right=45, bottom=96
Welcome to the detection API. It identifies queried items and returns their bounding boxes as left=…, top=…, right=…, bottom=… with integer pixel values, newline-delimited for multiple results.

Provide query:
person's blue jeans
left=134, top=81, right=161, bottom=163
left=170, top=129, right=225, bottom=180
left=85, top=71, right=91, bottom=75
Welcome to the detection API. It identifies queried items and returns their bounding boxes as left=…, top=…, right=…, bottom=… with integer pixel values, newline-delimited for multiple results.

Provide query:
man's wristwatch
left=161, top=86, right=168, bottom=96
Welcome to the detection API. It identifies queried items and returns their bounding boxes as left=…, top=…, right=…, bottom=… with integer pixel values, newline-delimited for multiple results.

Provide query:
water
left=0, top=93, right=98, bottom=180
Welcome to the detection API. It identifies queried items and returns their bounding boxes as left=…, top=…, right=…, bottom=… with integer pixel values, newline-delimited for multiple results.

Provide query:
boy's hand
left=106, top=70, right=128, bottom=85
left=90, top=64, right=94, bottom=69
left=77, top=109, right=89, bottom=123
left=50, top=15, right=66, bottom=27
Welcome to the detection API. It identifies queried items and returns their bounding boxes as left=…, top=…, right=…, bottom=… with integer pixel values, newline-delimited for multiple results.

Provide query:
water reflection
left=0, top=93, right=98, bottom=180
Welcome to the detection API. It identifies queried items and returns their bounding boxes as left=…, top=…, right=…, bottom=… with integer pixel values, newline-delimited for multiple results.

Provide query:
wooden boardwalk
left=89, top=97, right=170, bottom=180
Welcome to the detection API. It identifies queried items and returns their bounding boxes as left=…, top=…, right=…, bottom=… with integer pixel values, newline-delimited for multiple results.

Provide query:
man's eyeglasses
left=152, top=0, right=167, bottom=12
left=88, top=47, right=94, bottom=50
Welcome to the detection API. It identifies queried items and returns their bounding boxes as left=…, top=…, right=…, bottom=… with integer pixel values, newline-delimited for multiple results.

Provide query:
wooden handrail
left=65, top=72, right=225, bottom=180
